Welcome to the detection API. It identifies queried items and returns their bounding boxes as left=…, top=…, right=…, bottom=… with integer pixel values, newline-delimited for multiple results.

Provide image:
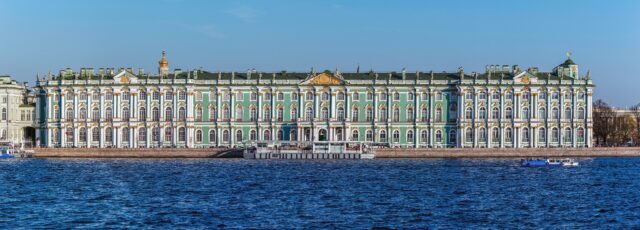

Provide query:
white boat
left=0, top=146, right=15, bottom=159
left=560, top=158, right=579, bottom=167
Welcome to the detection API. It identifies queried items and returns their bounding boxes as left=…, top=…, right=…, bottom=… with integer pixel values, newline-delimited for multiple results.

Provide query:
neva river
left=1, top=158, right=639, bottom=229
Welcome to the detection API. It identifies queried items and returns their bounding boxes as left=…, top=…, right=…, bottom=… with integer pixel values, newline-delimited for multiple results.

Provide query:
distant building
left=0, top=75, right=36, bottom=147
left=34, top=52, right=594, bottom=148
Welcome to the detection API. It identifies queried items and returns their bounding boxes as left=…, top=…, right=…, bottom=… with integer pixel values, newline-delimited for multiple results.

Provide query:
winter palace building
left=35, top=52, right=594, bottom=148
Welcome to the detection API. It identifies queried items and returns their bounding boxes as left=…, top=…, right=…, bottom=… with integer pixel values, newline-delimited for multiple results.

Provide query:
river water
left=1, top=158, right=639, bottom=229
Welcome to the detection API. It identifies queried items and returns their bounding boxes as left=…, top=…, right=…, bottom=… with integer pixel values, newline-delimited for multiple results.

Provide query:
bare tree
left=593, top=99, right=615, bottom=146
left=630, top=103, right=640, bottom=145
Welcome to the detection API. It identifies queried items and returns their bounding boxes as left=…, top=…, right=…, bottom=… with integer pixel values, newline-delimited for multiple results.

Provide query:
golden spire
left=159, top=50, right=169, bottom=68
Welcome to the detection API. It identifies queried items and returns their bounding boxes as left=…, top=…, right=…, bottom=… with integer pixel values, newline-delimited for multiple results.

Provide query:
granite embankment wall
left=32, top=148, right=243, bottom=158
left=374, top=147, right=640, bottom=158
left=31, top=147, right=640, bottom=158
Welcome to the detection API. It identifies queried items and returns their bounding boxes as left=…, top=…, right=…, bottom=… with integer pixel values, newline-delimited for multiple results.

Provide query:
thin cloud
left=226, top=6, right=261, bottom=22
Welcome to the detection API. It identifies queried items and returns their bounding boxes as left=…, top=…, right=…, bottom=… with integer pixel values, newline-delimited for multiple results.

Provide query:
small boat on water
left=521, top=158, right=578, bottom=167
left=0, top=146, right=15, bottom=159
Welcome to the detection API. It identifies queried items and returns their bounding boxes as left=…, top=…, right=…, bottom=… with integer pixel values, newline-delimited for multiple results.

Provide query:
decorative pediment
left=300, top=72, right=346, bottom=85
left=113, top=70, right=139, bottom=84
left=514, top=71, right=538, bottom=84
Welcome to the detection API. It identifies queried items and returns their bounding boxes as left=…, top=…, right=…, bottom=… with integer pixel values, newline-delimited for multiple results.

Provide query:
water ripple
left=1, top=158, right=640, bottom=228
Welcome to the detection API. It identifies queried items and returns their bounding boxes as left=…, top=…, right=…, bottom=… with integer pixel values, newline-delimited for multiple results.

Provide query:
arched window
left=209, top=130, right=216, bottom=143
left=165, top=107, right=173, bottom=121
left=379, top=107, right=386, bottom=120
left=277, top=107, right=284, bottom=121
left=337, top=92, right=344, bottom=100
left=140, top=90, right=147, bottom=100
left=321, top=107, right=329, bottom=121
left=505, top=128, right=513, bottom=142
left=393, top=108, right=400, bottom=122
left=92, top=107, right=100, bottom=122
left=479, top=128, right=486, bottom=142
left=492, top=107, right=499, bottom=119
left=435, top=130, right=442, bottom=143
left=292, top=92, right=298, bottom=101
left=322, top=92, right=329, bottom=101
left=564, top=128, right=572, bottom=143
left=66, top=108, right=74, bottom=121
left=105, top=107, right=113, bottom=121
left=465, top=91, right=473, bottom=100
left=505, top=107, right=513, bottom=119
left=479, top=107, right=486, bottom=119
left=92, top=127, right=100, bottom=141
left=408, top=92, right=414, bottom=101
left=552, top=107, right=559, bottom=119
left=479, top=91, right=486, bottom=100
left=407, top=130, right=414, bottom=142
left=277, top=92, right=284, bottom=101
left=250, top=130, right=257, bottom=141
left=263, top=130, right=271, bottom=141
left=492, top=91, right=500, bottom=100
left=352, top=107, right=359, bottom=121
left=522, top=107, right=529, bottom=119
left=122, top=127, right=130, bottom=142
left=379, top=130, right=387, bottom=142
left=223, top=130, right=229, bottom=143
left=522, top=127, right=530, bottom=142
left=421, top=130, right=428, bottom=143
left=366, top=107, right=373, bottom=121
left=152, top=127, right=160, bottom=142
left=352, top=130, right=359, bottom=141
left=235, top=106, right=243, bottom=121
left=449, top=130, right=456, bottom=144
left=290, top=108, right=297, bottom=121
left=492, top=127, right=499, bottom=143
left=337, top=107, right=345, bottom=121
left=306, top=92, right=313, bottom=100
left=435, top=107, right=442, bottom=122
left=465, top=128, right=473, bottom=143
left=393, top=92, right=400, bottom=101
left=79, top=127, right=87, bottom=142
left=236, top=130, right=243, bottom=142
left=65, top=128, right=73, bottom=142
left=152, top=107, right=160, bottom=121
left=552, top=91, right=559, bottom=100
left=263, top=107, right=271, bottom=120
left=138, top=128, right=146, bottom=141
left=250, top=107, right=257, bottom=121
left=223, top=107, right=230, bottom=120
left=179, top=107, right=186, bottom=121
left=539, top=107, right=546, bottom=119
left=122, top=107, right=130, bottom=121
left=407, top=107, right=414, bottom=121
left=465, top=107, right=473, bottom=119
left=552, top=128, right=559, bottom=142
left=564, top=107, right=572, bottom=119
left=277, top=130, right=283, bottom=141
left=367, top=130, right=374, bottom=142
left=105, top=127, right=113, bottom=143
left=305, top=107, right=313, bottom=121
left=352, top=92, right=360, bottom=101
left=139, top=107, right=146, bottom=121
left=539, top=128, right=546, bottom=142
left=367, top=91, right=373, bottom=100
left=80, top=107, right=87, bottom=119
left=578, top=107, right=585, bottom=119
left=421, top=108, right=428, bottom=122
left=164, top=127, right=172, bottom=142
left=196, top=107, right=203, bottom=121
left=178, top=127, right=187, bottom=141
left=578, top=128, right=585, bottom=142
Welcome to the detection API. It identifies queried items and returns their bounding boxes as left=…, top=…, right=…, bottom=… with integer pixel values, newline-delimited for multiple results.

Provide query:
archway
left=319, top=129, right=327, bottom=141
left=23, top=127, right=36, bottom=148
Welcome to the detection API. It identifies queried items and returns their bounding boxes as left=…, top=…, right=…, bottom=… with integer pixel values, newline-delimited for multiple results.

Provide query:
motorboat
left=0, top=146, right=15, bottom=159
left=521, top=158, right=578, bottom=167
left=560, top=158, right=579, bottom=167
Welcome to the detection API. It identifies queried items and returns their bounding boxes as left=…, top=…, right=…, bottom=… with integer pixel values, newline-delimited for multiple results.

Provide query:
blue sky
left=0, top=0, right=638, bottom=106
